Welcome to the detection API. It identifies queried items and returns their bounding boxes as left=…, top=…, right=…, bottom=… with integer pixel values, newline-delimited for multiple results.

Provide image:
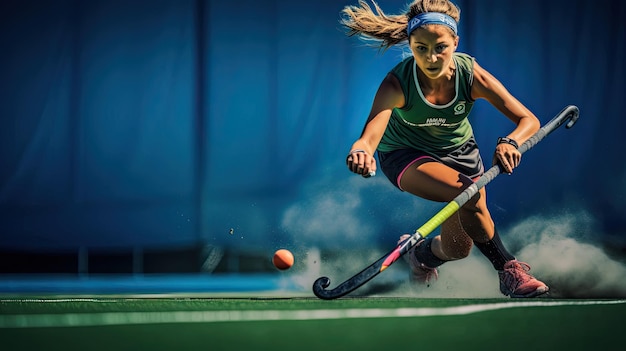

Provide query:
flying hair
left=340, top=0, right=461, bottom=51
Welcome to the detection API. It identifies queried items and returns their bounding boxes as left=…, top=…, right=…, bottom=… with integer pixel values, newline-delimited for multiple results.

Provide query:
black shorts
left=378, top=137, right=485, bottom=191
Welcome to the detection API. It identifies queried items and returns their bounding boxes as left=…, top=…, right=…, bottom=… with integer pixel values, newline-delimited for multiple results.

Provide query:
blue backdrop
left=1, top=0, right=625, bottom=254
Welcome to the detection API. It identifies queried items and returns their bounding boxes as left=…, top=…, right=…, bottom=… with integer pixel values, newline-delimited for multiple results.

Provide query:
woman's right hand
left=346, top=149, right=377, bottom=177
left=343, top=73, right=401, bottom=179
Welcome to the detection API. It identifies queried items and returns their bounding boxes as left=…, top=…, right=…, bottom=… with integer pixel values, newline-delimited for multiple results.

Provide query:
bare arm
left=347, top=73, right=405, bottom=177
left=471, top=61, right=540, bottom=174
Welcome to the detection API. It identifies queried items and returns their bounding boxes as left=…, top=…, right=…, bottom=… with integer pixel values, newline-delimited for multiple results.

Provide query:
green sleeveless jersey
left=378, top=52, right=476, bottom=155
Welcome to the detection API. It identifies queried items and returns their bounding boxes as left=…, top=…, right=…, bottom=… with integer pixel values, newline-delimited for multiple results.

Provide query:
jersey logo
left=424, top=118, right=447, bottom=125
left=454, top=101, right=466, bottom=115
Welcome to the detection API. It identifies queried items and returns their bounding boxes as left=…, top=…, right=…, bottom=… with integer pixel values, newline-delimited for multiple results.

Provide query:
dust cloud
left=282, top=177, right=625, bottom=298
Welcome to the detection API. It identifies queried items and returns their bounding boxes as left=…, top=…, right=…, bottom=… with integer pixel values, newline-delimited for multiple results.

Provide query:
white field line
left=0, top=299, right=624, bottom=328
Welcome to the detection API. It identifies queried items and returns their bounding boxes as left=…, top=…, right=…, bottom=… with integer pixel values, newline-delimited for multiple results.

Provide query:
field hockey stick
left=313, top=104, right=580, bottom=300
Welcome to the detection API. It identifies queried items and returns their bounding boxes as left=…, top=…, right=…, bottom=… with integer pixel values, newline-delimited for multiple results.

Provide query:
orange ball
left=272, top=249, right=294, bottom=270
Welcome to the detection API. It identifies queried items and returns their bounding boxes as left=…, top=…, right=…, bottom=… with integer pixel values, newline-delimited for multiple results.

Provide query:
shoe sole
left=507, top=286, right=550, bottom=298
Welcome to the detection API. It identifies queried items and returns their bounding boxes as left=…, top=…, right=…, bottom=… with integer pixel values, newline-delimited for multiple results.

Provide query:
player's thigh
left=399, top=160, right=473, bottom=202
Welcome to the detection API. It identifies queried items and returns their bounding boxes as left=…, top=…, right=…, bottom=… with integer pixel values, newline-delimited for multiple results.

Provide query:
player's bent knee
left=445, top=246, right=472, bottom=260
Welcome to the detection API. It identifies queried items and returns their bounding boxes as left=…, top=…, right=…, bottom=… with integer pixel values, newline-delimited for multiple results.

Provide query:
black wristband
left=497, top=137, right=519, bottom=149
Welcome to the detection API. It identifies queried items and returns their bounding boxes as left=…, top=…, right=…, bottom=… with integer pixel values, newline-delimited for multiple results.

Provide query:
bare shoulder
left=470, top=61, right=507, bottom=101
left=381, top=72, right=402, bottom=93
left=469, top=60, right=537, bottom=125
left=471, top=62, right=493, bottom=90
left=376, top=72, right=405, bottom=108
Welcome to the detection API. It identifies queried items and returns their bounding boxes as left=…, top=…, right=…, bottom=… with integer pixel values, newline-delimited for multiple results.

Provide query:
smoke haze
left=283, top=177, right=626, bottom=298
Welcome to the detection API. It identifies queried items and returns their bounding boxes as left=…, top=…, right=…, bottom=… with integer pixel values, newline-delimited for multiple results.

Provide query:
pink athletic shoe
left=499, top=260, right=549, bottom=298
left=398, top=234, right=438, bottom=285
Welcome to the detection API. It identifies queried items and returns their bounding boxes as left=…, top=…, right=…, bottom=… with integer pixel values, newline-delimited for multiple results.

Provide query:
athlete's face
left=409, top=26, right=459, bottom=80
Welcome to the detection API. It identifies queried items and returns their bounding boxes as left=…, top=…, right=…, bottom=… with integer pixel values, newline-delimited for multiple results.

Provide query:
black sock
left=473, top=228, right=515, bottom=270
left=414, top=236, right=446, bottom=268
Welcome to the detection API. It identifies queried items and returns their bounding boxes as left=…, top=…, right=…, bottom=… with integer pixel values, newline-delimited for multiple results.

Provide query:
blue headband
left=407, top=12, right=458, bottom=35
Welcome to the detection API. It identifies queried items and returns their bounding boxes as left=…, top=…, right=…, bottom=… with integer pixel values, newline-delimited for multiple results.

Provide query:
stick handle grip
left=475, top=105, right=579, bottom=191
left=519, top=105, right=579, bottom=154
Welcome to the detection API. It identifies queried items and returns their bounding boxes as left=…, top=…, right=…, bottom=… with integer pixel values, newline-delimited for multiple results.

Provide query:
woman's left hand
left=493, top=143, right=521, bottom=174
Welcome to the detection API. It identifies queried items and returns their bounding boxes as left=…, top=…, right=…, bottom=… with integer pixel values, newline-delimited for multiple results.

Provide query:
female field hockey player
left=342, top=0, right=548, bottom=297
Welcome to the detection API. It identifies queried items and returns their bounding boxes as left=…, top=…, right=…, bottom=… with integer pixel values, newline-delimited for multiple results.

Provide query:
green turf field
left=1, top=295, right=624, bottom=351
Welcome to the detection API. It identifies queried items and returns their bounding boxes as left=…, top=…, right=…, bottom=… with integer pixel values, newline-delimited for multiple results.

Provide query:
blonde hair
left=340, top=0, right=461, bottom=51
